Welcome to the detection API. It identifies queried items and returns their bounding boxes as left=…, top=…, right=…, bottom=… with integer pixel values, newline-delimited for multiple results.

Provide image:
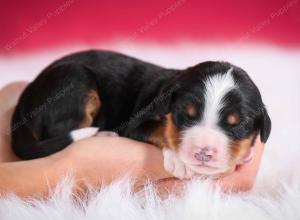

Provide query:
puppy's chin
left=185, top=148, right=253, bottom=176
left=190, top=165, right=229, bottom=176
left=178, top=155, right=230, bottom=176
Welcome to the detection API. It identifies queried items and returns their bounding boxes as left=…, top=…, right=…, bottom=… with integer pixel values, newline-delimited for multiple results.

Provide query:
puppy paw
left=96, top=131, right=119, bottom=137
left=163, top=148, right=195, bottom=179
left=71, top=127, right=99, bottom=141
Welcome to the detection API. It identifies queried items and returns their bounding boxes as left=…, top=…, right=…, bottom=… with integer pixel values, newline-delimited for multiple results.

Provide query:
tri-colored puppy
left=11, top=50, right=271, bottom=179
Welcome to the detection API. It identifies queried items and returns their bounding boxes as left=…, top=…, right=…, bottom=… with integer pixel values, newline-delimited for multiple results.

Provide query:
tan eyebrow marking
left=229, top=134, right=254, bottom=165
left=185, top=103, right=197, bottom=117
left=227, top=112, right=240, bottom=125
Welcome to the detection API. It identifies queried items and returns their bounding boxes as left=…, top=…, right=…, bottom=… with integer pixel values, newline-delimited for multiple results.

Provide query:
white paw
left=163, top=148, right=195, bottom=179
left=71, top=127, right=99, bottom=141
left=96, top=131, right=119, bottom=137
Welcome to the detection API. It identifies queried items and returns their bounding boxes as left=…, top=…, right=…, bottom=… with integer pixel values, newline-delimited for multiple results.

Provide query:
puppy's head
left=158, top=61, right=271, bottom=175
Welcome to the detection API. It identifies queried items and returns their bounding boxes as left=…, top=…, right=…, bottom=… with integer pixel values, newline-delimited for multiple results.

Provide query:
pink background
left=1, top=0, right=300, bottom=53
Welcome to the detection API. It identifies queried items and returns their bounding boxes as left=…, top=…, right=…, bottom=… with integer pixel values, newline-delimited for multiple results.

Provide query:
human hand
left=54, top=135, right=171, bottom=192
left=215, top=136, right=264, bottom=192
left=61, top=134, right=264, bottom=197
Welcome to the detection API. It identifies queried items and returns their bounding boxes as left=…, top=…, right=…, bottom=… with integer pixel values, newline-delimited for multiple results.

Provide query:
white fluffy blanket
left=0, top=44, right=300, bottom=220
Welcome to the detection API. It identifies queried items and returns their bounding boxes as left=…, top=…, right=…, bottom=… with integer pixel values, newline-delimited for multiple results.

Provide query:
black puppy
left=11, top=50, right=271, bottom=178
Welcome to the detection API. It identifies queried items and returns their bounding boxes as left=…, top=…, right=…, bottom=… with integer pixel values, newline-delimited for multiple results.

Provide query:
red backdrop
left=1, top=0, right=300, bottom=53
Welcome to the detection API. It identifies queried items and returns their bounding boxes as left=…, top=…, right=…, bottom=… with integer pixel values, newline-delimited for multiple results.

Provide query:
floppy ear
left=257, top=106, right=271, bottom=143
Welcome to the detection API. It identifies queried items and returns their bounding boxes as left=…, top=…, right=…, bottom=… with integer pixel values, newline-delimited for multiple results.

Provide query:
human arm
left=0, top=82, right=265, bottom=198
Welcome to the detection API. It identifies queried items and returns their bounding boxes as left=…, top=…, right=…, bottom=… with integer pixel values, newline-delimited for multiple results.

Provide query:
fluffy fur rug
left=0, top=44, right=300, bottom=220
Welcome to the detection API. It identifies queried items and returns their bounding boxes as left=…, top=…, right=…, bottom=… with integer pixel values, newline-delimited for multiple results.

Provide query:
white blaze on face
left=178, top=67, right=236, bottom=175
left=202, top=68, right=235, bottom=126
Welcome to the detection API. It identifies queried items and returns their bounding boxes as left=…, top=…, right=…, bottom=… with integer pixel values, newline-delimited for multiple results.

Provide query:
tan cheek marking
left=148, top=122, right=168, bottom=149
left=79, top=90, right=101, bottom=128
left=227, top=112, right=240, bottom=125
left=148, top=113, right=181, bottom=150
left=164, top=113, right=181, bottom=150
left=229, top=134, right=254, bottom=165
left=185, top=103, right=197, bottom=117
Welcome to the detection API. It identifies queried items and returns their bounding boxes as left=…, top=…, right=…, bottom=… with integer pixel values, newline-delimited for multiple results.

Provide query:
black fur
left=11, top=50, right=271, bottom=159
